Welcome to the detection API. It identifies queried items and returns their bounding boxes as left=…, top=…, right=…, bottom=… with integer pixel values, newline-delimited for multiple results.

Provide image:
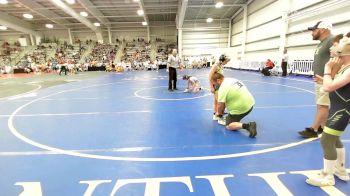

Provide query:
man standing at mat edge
left=167, top=49, right=182, bottom=91
left=298, top=21, right=334, bottom=138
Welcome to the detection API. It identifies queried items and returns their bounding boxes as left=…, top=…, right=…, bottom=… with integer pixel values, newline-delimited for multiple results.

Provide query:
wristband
left=324, top=73, right=331, bottom=76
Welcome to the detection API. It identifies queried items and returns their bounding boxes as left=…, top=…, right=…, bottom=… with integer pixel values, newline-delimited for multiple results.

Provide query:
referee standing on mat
left=167, top=49, right=182, bottom=91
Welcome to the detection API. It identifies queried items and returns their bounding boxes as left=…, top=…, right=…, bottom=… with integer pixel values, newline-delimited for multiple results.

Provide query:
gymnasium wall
left=182, top=20, right=229, bottom=56
left=230, top=0, right=350, bottom=62
left=0, top=33, right=29, bottom=44
left=0, top=23, right=176, bottom=46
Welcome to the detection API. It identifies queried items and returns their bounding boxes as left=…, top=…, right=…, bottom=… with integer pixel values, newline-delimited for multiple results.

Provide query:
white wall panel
left=289, top=0, right=324, bottom=12
left=248, top=0, right=276, bottom=14
left=183, top=33, right=227, bottom=40
left=287, top=46, right=315, bottom=61
left=245, top=38, right=279, bottom=52
left=182, top=21, right=229, bottom=56
left=246, top=19, right=281, bottom=43
left=183, top=38, right=228, bottom=45
left=231, top=33, right=242, bottom=46
left=247, top=0, right=281, bottom=29
left=232, top=19, right=243, bottom=34
left=288, top=4, right=350, bottom=35
left=245, top=50, right=278, bottom=61
left=230, top=0, right=350, bottom=62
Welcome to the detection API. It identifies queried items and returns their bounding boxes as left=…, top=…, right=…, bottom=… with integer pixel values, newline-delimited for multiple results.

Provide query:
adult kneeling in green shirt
left=211, top=72, right=257, bottom=138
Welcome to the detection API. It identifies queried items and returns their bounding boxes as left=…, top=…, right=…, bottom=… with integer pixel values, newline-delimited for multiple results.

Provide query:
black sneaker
left=317, top=127, right=323, bottom=134
left=298, top=127, right=318, bottom=138
left=248, top=122, right=257, bottom=138
left=174, top=88, right=178, bottom=90
left=168, top=89, right=174, bottom=91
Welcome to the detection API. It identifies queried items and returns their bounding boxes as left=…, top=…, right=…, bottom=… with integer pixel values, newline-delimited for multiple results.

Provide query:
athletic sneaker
left=213, top=115, right=220, bottom=120
left=298, top=127, right=318, bottom=138
left=248, top=122, right=257, bottom=138
left=217, top=117, right=226, bottom=125
left=334, top=167, right=350, bottom=181
left=184, top=89, right=189, bottom=93
left=306, top=171, right=335, bottom=187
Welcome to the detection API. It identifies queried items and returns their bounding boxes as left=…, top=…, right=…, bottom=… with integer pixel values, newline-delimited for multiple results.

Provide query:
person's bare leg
left=311, top=105, right=329, bottom=130
left=226, top=122, right=243, bottom=130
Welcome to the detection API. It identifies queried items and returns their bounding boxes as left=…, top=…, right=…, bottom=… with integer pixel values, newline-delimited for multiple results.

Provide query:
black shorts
left=225, top=107, right=253, bottom=126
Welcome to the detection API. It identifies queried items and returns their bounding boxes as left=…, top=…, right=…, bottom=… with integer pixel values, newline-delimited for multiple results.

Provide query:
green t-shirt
left=218, top=78, right=255, bottom=115
left=313, top=35, right=334, bottom=76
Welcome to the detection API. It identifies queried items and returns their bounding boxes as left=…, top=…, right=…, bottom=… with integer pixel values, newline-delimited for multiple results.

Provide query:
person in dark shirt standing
left=167, top=49, right=182, bottom=91
left=298, top=21, right=335, bottom=138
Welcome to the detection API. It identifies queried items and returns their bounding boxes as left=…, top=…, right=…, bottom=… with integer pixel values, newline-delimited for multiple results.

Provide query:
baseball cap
left=308, top=21, right=332, bottom=31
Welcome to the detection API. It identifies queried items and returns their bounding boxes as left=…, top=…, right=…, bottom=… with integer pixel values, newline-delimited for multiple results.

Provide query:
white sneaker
left=213, top=115, right=220, bottom=120
left=306, top=171, right=335, bottom=187
left=218, top=117, right=226, bottom=125
left=334, top=167, right=350, bottom=181
left=184, top=89, right=189, bottom=93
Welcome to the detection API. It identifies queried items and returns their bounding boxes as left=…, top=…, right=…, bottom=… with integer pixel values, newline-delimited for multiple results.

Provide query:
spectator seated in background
left=261, top=59, right=275, bottom=76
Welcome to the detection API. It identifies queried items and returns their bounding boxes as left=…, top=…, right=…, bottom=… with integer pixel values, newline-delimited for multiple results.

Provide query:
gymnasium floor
left=0, top=69, right=349, bottom=196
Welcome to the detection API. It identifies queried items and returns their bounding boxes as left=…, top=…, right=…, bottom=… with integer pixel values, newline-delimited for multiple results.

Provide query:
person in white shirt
left=167, top=49, right=182, bottom=91
left=183, top=75, right=201, bottom=93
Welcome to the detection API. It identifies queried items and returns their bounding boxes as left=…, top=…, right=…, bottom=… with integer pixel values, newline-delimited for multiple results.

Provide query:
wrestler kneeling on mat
left=210, top=72, right=257, bottom=138
left=183, top=75, right=201, bottom=93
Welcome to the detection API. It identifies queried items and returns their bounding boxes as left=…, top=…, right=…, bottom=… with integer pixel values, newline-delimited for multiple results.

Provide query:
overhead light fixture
left=0, top=25, right=7, bottom=30
left=23, top=13, right=33, bottom=19
left=133, top=0, right=140, bottom=2
left=0, top=0, right=8, bottom=5
left=206, top=18, right=213, bottom=23
left=137, top=10, right=144, bottom=16
left=65, top=0, right=75, bottom=4
left=215, top=2, right=223, bottom=8
left=80, top=11, right=88, bottom=17
left=142, top=22, right=147, bottom=26
left=94, top=22, right=100, bottom=27
left=45, top=24, right=54, bottom=29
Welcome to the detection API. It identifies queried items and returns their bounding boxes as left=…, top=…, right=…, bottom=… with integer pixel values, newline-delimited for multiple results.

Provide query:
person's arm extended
left=320, top=57, right=350, bottom=92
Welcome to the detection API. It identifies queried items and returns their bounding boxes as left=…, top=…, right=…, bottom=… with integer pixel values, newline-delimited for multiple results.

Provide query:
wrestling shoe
left=298, top=127, right=318, bottom=138
left=248, top=122, right=257, bottom=138
left=334, top=167, right=350, bottom=181
left=306, top=171, right=335, bottom=187
left=217, top=117, right=226, bottom=125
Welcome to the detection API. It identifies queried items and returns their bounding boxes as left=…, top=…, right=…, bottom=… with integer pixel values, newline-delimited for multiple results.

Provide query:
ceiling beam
left=15, top=0, right=70, bottom=28
left=78, top=0, right=110, bottom=27
left=137, top=0, right=149, bottom=25
left=176, top=0, right=188, bottom=29
left=49, top=0, right=100, bottom=33
left=0, top=12, right=42, bottom=37
left=188, top=4, right=245, bottom=8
